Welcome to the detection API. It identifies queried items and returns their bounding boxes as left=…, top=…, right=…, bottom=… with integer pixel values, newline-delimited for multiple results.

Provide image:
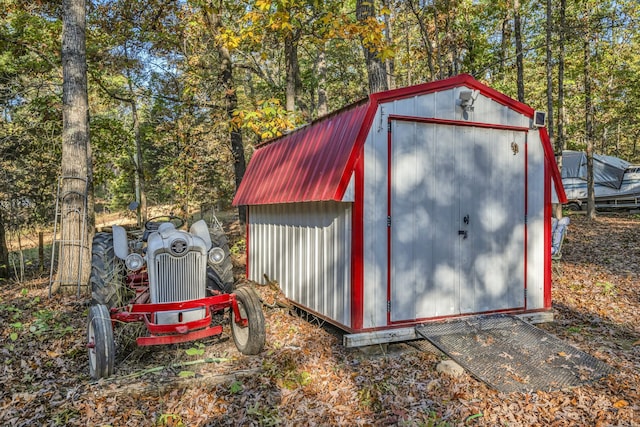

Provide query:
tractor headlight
left=125, top=253, right=145, bottom=271
left=208, top=247, right=225, bottom=265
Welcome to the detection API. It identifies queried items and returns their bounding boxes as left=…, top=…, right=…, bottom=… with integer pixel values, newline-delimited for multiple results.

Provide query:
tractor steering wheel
left=144, top=215, right=185, bottom=232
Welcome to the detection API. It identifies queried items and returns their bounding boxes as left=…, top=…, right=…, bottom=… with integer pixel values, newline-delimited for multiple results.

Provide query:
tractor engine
left=146, top=223, right=208, bottom=325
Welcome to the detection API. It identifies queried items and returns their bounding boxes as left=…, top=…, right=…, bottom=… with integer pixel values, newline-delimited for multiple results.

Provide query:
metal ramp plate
left=415, top=315, right=613, bottom=393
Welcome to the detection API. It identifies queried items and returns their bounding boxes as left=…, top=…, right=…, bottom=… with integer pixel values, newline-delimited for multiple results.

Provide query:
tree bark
left=203, top=7, right=246, bottom=224
left=545, top=0, right=554, bottom=140
left=124, top=43, right=147, bottom=226
left=0, top=209, right=8, bottom=280
left=284, top=34, right=300, bottom=114
left=58, top=0, right=92, bottom=294
left=547, top=0, right=562, bottom=219
left=356, top=0, right=388, bottom=94
left=316, top=47, right=328, bottom=117
left=557, top=0, right=566, bottom=153
left=584, top=12, right=596, bottom=220
left=406, top=0, right=435, bottom=81
left=382, top=0, right=395, bottom=89
left=500, top=12, right=511, bottom=77
left=514, top=0, right=525, bottom=103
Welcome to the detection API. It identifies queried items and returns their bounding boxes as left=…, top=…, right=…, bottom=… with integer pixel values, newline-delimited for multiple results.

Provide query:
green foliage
left=229, top=380, right=244, bottom=394
left=184, top=343, right=205, bottom=356
left=596, top=281, right=617, bottom=296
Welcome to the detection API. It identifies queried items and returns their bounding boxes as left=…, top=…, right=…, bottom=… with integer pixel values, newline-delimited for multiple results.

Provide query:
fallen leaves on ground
left=0, top=213, right=638, bottom=426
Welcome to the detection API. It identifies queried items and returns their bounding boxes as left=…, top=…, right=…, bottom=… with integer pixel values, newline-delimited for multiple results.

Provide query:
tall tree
left=57, top=0, right=92, bottom=293
left=545, top=0, right=554, bottom=141
left=514, top=0, right=525, bottom=103
left=0, top=209, right=8, bottom=280
left=406, top=0, right=436, bottom=81
left=583, top=2, right=596, bottom=220
left=556, top=0, right=566, bottom=154
left=202, top=3, right=247, bottom=223
left=356, top=0, right=388, bottom=93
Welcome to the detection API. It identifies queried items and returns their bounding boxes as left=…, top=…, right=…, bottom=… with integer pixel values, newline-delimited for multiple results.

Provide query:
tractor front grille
left=151, top=251, right=206, bottom=303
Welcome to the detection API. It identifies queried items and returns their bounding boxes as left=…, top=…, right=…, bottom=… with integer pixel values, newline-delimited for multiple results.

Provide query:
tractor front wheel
left=231, top=286, right=266, bottom=355
left=87, top=304, right=115, bottom=379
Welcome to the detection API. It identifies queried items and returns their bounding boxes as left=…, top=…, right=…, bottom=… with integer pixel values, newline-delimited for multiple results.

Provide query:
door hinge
left=388, top=122, right=392, bottom=133
left=524, top=214, right=528, bottom=225
left=387, top=301, right=391, bottom=312
left=387, top=216, right=391, bottom=227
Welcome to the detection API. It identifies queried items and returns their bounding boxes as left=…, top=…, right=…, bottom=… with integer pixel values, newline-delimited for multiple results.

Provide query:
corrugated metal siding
left=248, top=202, right=352, bottom=327
left=233, top=103, right=370, bottom=206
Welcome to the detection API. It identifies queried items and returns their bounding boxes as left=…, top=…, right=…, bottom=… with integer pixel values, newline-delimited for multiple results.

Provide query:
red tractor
left=86, top=214, right=265, bottom=379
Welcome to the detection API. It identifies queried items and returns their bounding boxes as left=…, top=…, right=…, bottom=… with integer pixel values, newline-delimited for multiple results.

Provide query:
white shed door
left=389, top=121, right=526, bottom=323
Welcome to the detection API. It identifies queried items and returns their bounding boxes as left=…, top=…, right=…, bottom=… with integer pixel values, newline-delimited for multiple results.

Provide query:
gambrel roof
left=233, top=74, right=566, bottom=206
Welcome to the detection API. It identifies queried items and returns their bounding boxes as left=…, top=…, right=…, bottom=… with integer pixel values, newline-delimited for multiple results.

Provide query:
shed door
left=389, top=121, right=526, bottom=323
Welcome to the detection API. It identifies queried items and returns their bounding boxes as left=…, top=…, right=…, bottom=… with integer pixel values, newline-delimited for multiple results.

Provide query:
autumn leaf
left=613, top=399, right=629, bottom=408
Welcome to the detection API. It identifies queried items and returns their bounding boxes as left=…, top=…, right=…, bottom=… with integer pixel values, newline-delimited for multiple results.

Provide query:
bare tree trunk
left=514, top=0, right=525, bottom=103
left=406, top=0, right=435, bottom=81
left=545, top=0, right=554, bottom=140
left=382, top=0, right=395, bottom=89
left=557, top=0, right=566, bottom=153
left=356, top=0, right=388, bottom=93
left=203, top=7, right=247, bottom=224
left=59, top=0, right=91, bottom=294
left=500, top=12, right=511, bottom=77
left=124, top=44, right=147, bottom=226
left=317, top=47, right=328, bottom=117
left=284, top=35, right=300, bottom=114
left=444, top=0, right=454, bottom=76
left=434, top=5, right=444, bottom=79
left=547, top=0, right=562, bottom=219
left=0, top=209, right=8, bottom=280
left=584, top=13, right=596, bottom=220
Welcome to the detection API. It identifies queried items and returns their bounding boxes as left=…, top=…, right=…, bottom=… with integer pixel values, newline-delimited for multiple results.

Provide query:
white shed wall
left=362, top=87, right=539, bottom=329
left=248, top=202, right=352, bottom=327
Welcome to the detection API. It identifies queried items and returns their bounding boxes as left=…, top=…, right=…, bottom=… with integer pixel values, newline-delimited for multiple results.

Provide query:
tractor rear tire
left=231, top=286, right=266, bottom=355
left=87, top=304, right=115, bottom=379
left=207, top=227, right=234, bottom=294
left=90, top=232, right=125, bottom=308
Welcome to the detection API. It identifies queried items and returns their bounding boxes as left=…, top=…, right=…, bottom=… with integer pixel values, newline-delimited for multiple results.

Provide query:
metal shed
left=233, top=74, right=567, bottom=346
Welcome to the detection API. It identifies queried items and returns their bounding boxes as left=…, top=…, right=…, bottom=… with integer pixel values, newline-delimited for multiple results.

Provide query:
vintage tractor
left=86, top=214, right=265, bottom=379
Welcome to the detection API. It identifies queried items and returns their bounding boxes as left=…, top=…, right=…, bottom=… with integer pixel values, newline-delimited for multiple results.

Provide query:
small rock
left=436, top=360, right=465, bottom=377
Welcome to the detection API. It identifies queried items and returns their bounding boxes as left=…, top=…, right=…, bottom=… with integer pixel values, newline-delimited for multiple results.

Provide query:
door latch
left=458, top=230, right=468, bottom=239
left=463, top=214, right=470, bottom=225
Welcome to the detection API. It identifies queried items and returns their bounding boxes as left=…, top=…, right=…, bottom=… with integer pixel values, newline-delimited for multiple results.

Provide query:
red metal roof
left=233, top=100, right=372, bottom=205
left=233, top=74, right=563, bottom=206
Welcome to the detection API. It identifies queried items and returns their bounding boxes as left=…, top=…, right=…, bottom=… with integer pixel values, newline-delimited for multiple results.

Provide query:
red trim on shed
left=388, top=115, right=531, bottom=132
left=351, top=145, right=365, bottom=330
left=544, top=153, right=553, bottom=308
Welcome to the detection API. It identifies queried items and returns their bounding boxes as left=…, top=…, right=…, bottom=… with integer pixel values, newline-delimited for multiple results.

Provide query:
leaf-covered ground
left=1, top=214, right=638, bottom=426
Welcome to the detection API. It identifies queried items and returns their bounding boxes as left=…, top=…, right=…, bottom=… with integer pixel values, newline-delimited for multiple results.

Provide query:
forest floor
left=0, top=212, right=639, bottom=426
